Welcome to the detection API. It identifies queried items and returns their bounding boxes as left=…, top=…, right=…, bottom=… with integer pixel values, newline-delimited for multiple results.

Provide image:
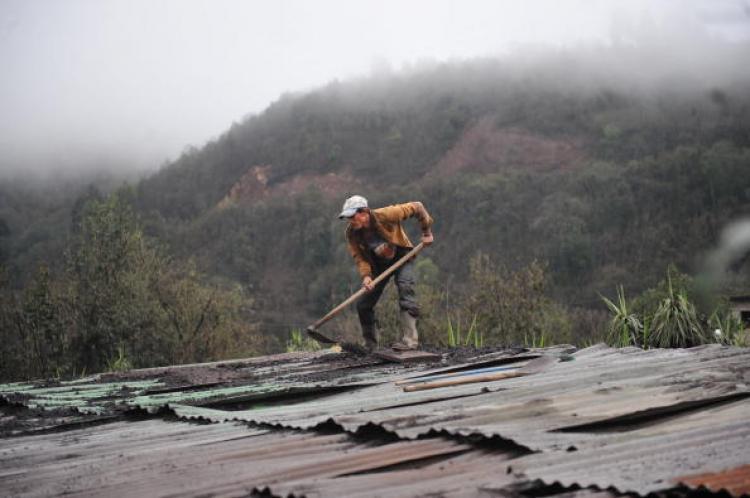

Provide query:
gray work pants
left=356, top=247, right=419, bottom=332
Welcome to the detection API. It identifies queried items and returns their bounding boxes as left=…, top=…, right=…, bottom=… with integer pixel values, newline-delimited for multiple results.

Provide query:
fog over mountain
left=1, top=0, right=749, bottom=179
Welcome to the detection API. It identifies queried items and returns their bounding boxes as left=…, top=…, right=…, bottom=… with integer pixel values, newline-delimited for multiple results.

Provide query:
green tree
left=20, top=266, right=69, bottom=377
left=0, top=265, right=71, bottom=380
left=0, top=268, right=26, bottom=380
left=65, top=192, right=166, bottom=372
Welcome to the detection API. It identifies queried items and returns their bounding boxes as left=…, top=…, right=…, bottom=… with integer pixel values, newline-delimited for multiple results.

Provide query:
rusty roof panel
left=0, top=418, right=529, bottom=498
left=677, top=464, right=750, bottom=497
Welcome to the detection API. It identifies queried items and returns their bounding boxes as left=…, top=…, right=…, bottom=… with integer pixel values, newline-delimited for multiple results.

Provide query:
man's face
left=348, top=210, right=370, bottom=230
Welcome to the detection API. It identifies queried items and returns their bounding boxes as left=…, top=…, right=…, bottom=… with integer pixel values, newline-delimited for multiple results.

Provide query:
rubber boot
left=362, top=323, right=378, bottom=352
left=392, top=311, right=419, bottom=351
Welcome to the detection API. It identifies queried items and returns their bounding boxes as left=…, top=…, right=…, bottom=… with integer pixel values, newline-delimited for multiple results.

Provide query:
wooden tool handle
left=402, top=370, right=526, bottom=392
left=307, top=242, right=426, bottom=333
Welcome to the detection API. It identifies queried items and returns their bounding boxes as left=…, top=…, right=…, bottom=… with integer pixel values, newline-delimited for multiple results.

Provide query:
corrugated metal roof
left=0, top=418, right=520, bottom=498
left=2, top=344, right=749, bottom=497
left=170, top=345, right=749, bottom=442
left=512, top=396, right=750, bottom=495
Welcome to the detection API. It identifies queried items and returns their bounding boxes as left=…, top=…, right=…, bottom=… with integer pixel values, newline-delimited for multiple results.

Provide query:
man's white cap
left=338, top=195, right=368, bottom=219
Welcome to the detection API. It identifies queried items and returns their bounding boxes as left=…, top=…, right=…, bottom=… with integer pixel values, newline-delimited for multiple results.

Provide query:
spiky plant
left=601, top=286, right=643, bottom=347
left=708, top=310, right=745, bottom=346
left=649, top=274, right=705, bottom=348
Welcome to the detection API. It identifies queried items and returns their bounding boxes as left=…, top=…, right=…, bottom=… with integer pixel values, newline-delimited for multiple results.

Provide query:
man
left=338, top=195, right=434, bottom=351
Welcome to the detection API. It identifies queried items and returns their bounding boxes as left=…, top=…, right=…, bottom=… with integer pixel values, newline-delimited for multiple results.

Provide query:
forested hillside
left=2, top=50, right=750, bottom=380
left=134, top=55, right=750, bottom=319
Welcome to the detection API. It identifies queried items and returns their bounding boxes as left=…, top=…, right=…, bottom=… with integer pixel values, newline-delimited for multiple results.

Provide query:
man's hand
left=362, top=276, right=374, bottom=291
left=422, top=231, right=434, bottom=246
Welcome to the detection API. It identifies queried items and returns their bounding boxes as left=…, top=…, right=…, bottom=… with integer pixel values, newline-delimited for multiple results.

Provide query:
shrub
left=459, top=253, right=571, bottom=346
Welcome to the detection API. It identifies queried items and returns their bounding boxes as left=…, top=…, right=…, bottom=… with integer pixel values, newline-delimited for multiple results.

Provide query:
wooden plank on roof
left=373, top=349, right=441, bottom=363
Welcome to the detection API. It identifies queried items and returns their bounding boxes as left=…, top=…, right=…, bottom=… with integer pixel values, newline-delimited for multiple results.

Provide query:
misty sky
left=1, top=0, right=749, bottom=176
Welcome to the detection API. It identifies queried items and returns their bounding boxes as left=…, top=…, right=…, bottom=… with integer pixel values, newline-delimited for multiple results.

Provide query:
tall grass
left=446, top=313, right=483, bottom=347
left=523, top=331, right=548, bottom=348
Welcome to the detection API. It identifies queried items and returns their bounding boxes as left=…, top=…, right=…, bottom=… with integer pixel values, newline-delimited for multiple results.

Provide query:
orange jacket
left=345, top=202, right=433, bottom=278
